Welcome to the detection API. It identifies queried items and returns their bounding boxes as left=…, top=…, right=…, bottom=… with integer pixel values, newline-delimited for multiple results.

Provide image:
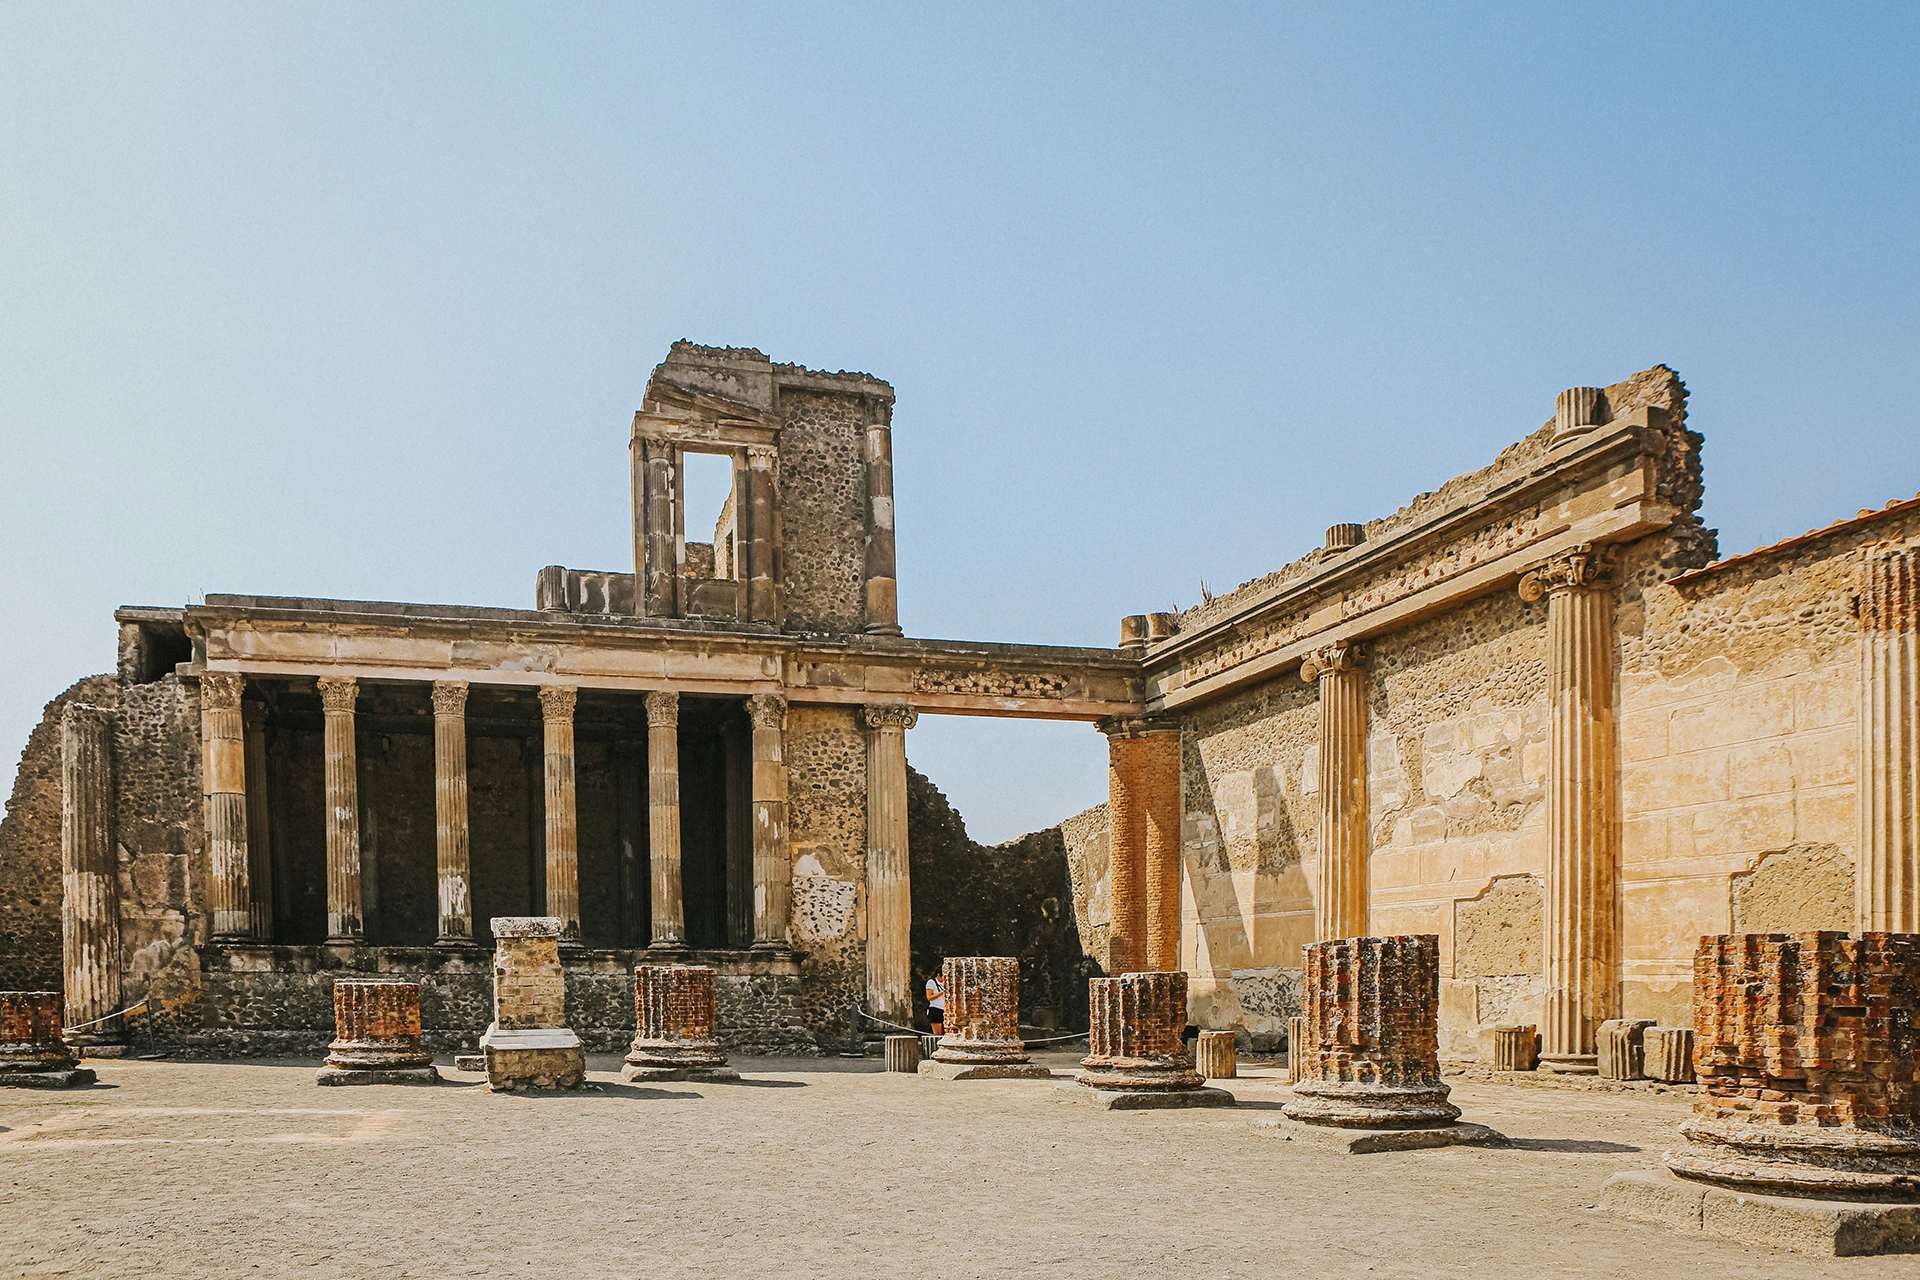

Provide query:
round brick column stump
left=1282, top=936, right=1462, bottom=1128
left=625, top=964, right=736, bottom=1082
left=1667, top=932, right=1920, bottom=1198
left=1075, top=972, right=1229, bottom=1107
left=924, top=956, right=1049, bottom=1079
left=0, top=992, right=93, bottom=1088
left=319, top=980, right=438, bottom=1085
left=1196, top=1029, right=1236, bottom=1079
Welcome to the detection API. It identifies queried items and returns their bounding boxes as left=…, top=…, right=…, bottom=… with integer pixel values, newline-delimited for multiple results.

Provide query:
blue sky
left=3, top=5, right=1915, bottom=841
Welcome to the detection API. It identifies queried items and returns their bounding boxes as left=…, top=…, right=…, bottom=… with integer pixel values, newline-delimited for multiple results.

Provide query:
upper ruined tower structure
left=535, top=342, right=901, bottom=637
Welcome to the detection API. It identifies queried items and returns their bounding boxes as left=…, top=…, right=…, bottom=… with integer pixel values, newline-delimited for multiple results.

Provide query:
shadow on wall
left=907, top=766, right=1099, bottom=1037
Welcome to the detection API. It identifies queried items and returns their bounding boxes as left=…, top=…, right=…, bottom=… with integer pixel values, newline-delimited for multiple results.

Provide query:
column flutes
left=539, top=685, right=581, bottom=943
left=317, top=676, right=363, bottom=943
left=1858, top=546, right=1919, bottom=931
left=646, top=690, right=686, bottom=950
left=432, top=681, right=474, bottom=945
left=861, top=412, right=901, bottom=635
left=1520, top=545, right=1619, bottom=1071
left=641, top=437, right=677, bottom=618
left=748, top=693, right=791, bottom=950
left=1100, top=719, right=1148, bottom=975
left=745, top=445, right=781, bottom=624
left=60, top=703, right=123, bottom=1047
left=241, top=700, right=274, bottom=940
left=863, top=703, right=917, bottom=1024
left=1141, top=727, right=1183, bottom=973
left=1301, top=644, right=1369, bottom=942
left=202, top=671, right=252, bottom=941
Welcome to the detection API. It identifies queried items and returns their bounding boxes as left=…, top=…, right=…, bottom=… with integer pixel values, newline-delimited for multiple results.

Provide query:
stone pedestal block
left=318, top=980, right=438, bottom=1085
left=1077, top=972, right=1230, bottom=1107
left=1286, top=1014, right=1308, bottom=1083
left=1645, top=1026, right=1695, bottom=1083
left=624, top=964, right=736, bottom=1082
left=0, top=992, right=94, bottom=1088
left=1603, top=1170, right=1920, bottom=1257
left=1282, top=936, right=1462, bottom=1129
left=1597, top=1018, right=1656, bottom=1080
left=925, top=956, right=1048, bottom=1080
left=481, top=917, right=584, bottom=1091
left=884, top=1034, right=920, bottom=1073
left=1667, top=932, right=1920, bottom=1199
left=1486, top=1024, right=1538, bottom=1071
left=1196, top=1030, right=1236, bottom=1079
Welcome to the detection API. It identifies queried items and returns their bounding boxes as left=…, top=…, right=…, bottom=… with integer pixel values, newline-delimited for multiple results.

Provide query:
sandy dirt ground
left=0, top=1050, right=1907, bottom=1279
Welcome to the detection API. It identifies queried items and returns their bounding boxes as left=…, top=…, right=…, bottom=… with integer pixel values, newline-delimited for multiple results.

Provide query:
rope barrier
left=854, top=1005, right=1089, bottom=1046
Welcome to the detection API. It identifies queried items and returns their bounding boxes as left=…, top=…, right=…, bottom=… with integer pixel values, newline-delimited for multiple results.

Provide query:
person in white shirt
left=925, top=971, right=946, bottom=1036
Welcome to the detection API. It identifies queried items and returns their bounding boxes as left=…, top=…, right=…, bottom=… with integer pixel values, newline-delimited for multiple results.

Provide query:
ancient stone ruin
left=481, top=917, right=585, bottom=1091
left=0, top=991, right=94, bottom=1088
left=921, top=956, right=1048, bottom=1080
left=1076, top=971, right=1231, bottom=1109
left=317, top=979, right=439, bottom=1086
left=625, top=963, right=736, bottom=1082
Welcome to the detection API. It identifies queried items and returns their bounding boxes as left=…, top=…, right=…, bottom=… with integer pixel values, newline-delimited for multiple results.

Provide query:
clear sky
left=3, top=5, right=1916, bottom=842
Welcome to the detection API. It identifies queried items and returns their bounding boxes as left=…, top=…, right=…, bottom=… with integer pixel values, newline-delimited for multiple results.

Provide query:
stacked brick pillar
left=318, top=980, right=438, bottom=1085
left=480, top=917, right=585, bottom=1090
left=1078, top=971, right=1204, bottom=1093
left=0, top=992, right=94, bottom=1088
left=925, top=957, right=1049, bottom=1079
left=625, top=963, right=735, bottom=1082
left=1099, top=717, right=1182, bottom=975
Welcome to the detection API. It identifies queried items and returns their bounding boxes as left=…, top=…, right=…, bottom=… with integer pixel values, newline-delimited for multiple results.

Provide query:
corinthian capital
left=861, top=703, right=918, bottom=732
left=1299, top=643, right=1363, bottom=684
left=644, top=690, right=679, bottom=728
left=315, top=675, right=358, bottom=714
left=1518, top=543, right=1618, bottom=603
left=747, top=692, right=788, bottom=731
left=537, top=685, right=577, bottom=720
left=431, top=681, right=470, bottom=716
left=201, top=670, right=245, bottom=710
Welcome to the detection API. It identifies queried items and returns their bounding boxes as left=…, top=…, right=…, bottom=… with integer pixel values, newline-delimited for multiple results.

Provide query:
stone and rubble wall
left=784, top=703, right=868, bottom=1048
left=778, top=389, right=868, bottom=634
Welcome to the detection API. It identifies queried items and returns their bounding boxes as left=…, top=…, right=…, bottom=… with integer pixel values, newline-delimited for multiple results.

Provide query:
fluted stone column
left=1141, top=727, right=1183, bottom=973
left=863, top=703, right=917, bottom=1025
left=747, top=693, right=791, bottom=950
left=60, top=704, right=123, bottom=1051
left=317, top=676, right=363, bottom=943
left=201, top=671, right=252, bottom=941
left=646, top=691, right=686, bottom=951
left=1100, top=719, right=1149, bottom=976
left=538, top=685, right=580, bottom=943
left=432, top=681, right=473, bottom=945
left=639, top=436, right=677, bottom=618
left=1077, top=971, right=1230, bottom=1107
left=1858, top=547, right=1919, bottom=931
left=241, top=700, right=273, bottom=940
left=744, top=445, right=782, bottom=624
left=1520, top=545, right=1619, bottom=1072
left=861, top=411, right=901, bottom=635
left=1301, top=644, right=1368, bottom=942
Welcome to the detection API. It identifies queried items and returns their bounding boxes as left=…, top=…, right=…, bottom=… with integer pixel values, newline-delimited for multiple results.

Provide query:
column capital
left=861, top=703, right=918, bottom=732
left=1300, top=642, right=1364, bottom=683
left=431, top=680, right=470, bottom=715
left=1098, top=714, right=1178, bottom=739
left=1518, top=543, right=1617, bottom=602
left=645, top=689, right=679, bottom=728
left=537, top=684, right=577, bottom=720
left=1857, top=543, right=1919, bottom=632
left=241, top=698, right=268, bottom=729
left=316, top=675, right=358, bottom=713
left=202, top=670, right=245, bottom=710
left=745, top=443, right=778, bottom=466
left=747, top=692, right=788, bottom=730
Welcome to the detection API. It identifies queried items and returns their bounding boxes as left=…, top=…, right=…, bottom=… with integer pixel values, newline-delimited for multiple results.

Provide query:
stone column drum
left=925, top=957, right=1048, bottom=1079
left=1078, top=972, right=1232, bottom=1108
left=1283, top=935, right=1462, bottom=1128
left=1196, top=1029, right=1237, bottom=1080
left=624, top=964, right=736, bottom=1082
left=479, top=917, right=585, bottom=1091
left=1858, top=547, right=1919, bottom=931
left=60, top=704, right=125, bottom=1054
left=318, top=980, right=439, bottom=1085
left=1301, top=645, right=1369, bottom=942
left=0, top=992, right=94, bottom=1088
left=1644, top=1027, right=1695, bottom=1083
left=1667, top=932, right=1920, bottom=1198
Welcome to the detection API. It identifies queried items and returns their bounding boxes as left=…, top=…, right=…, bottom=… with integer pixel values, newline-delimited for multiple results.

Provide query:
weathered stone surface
left=482, top=918, right=583, bottom=1091
left=883, top=1034, right=919, bottom=1073
left=1596, top=1018, right=1655, bottom=1080
left=1196, top=1029, right=1236, bottom=1080
left=932, top=957, right=1028, bottom=1066
left=1483, top=1024, right=1538, bottom=1072
left=625, top=964, right=734, bottom=1081
left=1078, top=972, right=1206, bottom=1093
left=1644, top=1026, right=1694, bottom=1083
left=0, top=991, right=90, bottom=1085
left=1602, top=1170, right=1920, bottom=1256
left=1667, top=932, right=1920, bottom=1198
left=1283, top=936, right=1461, bottom=1128
left=320, top=980, right=438, bottom=1084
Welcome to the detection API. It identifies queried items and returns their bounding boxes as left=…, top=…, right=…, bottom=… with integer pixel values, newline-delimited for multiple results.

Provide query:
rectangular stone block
left=1481, top=1024, right=1537, bottom=1071
left=1596, top=1018, right=1655, bottom=1079
left=1644, top=1026, right=1694, bottom=1082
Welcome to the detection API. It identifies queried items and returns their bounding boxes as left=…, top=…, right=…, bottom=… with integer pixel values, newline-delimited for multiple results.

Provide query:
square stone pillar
left=316, top=676, right=363, bottom=943
left=479, top=916, right=585, bottom=1090
left=747, top=693, right=791, bottom=950
left=241, top=699, right=274, bottom=940
left=538, top=685, right=580, bottom=943
left=1858, top=547, right=1919, bottom=931
left=201, top=671, right=252, bottom=941
left=1301, top=644, right=1368, bottom=942
left=432, top=681, right=474, bottom=945
left=60, top=703, right=123, bottom=1052
left=646, top=690, right=686, bottom=950
left=863, top=703, right=917, bottom=1025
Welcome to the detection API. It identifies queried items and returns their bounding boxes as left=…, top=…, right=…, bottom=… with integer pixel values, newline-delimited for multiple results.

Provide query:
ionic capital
left=1299, top=643, right=1363, bottom=684
left=644, top=690, right=679, bottom=728
left=201, top=670, right=245, bottom=711
left=537, top=685, right=577, bottom=720
left=316, top=676, right=358, bottom=714
left=747, top=692, right=788, bottom=731
left=861, top=703, right=918, bottom=733
left=1518, top=543, right=1617, bottom=602
left=431, top=680, right=470, bottom=716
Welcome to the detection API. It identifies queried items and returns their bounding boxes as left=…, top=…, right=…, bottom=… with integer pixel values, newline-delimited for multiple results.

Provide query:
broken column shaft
left=1078, top=971, right=1204, bottom=1092
left=624, top=963, right=735, bottom=1082
left=926, top=957, right=1049, bottom=1079
left=318, top=980, right=439, bottom=1085
left=0, top=992, right=95, bottom=1088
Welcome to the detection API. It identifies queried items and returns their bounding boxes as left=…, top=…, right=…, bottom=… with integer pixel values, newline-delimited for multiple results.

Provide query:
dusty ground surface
left=0, top=1050, right=1908, bottom=1279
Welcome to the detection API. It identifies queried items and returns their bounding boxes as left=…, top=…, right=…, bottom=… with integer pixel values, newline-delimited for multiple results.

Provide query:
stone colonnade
left=193, top=673, right=801, bottom=955
left=1100, top=718, right=1182, bottom=974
